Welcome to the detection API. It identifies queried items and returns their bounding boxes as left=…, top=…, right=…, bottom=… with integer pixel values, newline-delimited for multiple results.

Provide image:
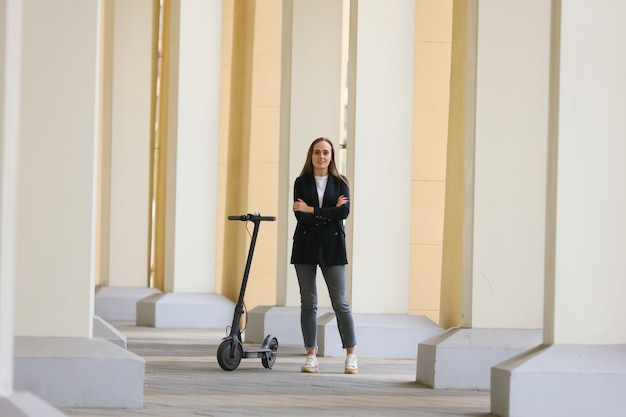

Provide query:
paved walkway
left=63, top=323, right=492, bottom=417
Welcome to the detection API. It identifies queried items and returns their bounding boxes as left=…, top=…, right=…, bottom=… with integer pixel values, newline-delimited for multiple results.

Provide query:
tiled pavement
left=62, top=323, right=492, bottom=417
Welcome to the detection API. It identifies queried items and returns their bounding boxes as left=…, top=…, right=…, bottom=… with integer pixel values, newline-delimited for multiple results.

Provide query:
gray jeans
left=294, top=264, right=357, bottom=350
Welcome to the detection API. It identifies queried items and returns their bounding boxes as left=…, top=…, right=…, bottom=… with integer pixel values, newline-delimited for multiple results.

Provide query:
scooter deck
left=242, top=347, right=273, bottom=359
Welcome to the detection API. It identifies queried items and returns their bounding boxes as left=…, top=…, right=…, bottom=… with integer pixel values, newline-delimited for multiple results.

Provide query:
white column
left=94, top=0, right=160, bottom=322
left=2, top=4, right=79, bottom=413
left=105, top=0, right=154, bottom=288
left=163, top=0, right=222, bottom=294
left=546, top=1, right=626, bottom=347
left=12, top=2, right=145, bottom=407
left=492, top=2, right=626, bottom=416
left=467, top=0, right=549, bottom=329
left=135, top=0, right=229, bottom=328
left=245, top=0, right=346, bottom=346
left=277, top=0, right=345, bottom=307
left=15, top=0, right=101, bottom=338
left=0, top=0, right=22, bottom=397
left=346, top=0, right=415, bottom=314
left=417, top=0, right=550, bottom=389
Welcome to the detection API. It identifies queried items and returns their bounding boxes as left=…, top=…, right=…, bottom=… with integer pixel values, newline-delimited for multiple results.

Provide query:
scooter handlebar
left=228, top=213, right=276, bottom=222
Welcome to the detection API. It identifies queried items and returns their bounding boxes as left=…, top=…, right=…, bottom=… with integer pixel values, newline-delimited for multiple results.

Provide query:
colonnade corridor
left=1, top=1, right=625, bottom=416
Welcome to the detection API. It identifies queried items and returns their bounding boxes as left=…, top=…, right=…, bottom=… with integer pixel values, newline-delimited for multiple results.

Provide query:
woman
left=291, top=137, right=358, bottom=374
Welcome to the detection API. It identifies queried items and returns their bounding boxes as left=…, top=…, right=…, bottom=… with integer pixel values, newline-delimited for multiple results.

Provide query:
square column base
left=245, top=306, right=443, bottom=358
left=245, top=305, right=333, bottom=346
left=318, top=312, right=443, bottom=358
left=417, top=328, right=542, bottom=390
left=95, top=286, right=162, bottom=321
left=14, top=337, right=144, bottom=408
left=492, top=344, right=626, bottom=417
left=0, top=392, right=67, bottom=417
left=136, top=293, right=235, bottom=328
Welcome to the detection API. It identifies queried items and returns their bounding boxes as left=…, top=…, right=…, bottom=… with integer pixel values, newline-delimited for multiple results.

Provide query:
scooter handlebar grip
left=227, top=214, right=276, bottom=221
left=228, top=215, right=248, bottom=221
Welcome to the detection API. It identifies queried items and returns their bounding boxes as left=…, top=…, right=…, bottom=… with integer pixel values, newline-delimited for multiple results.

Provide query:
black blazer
left=291, top=174, right=350, bottom=266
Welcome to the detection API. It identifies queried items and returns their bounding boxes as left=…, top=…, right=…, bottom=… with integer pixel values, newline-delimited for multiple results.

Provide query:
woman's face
left=311, top=140, right=332, bottom=174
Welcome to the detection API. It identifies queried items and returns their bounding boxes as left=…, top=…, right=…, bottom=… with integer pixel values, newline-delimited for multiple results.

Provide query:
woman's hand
left=336, top=195, right=348, bottom=207
left=293, top=198, right=314, bottom=213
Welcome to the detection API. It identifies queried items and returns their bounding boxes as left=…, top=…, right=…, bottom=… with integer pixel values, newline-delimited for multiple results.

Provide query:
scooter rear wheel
left=217, top=339, right=242, bottom=371
left=261, top=337, right=279, bottom=369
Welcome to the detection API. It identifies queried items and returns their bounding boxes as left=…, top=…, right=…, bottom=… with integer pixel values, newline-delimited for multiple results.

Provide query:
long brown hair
left=299, top=137, right=348, bottom=185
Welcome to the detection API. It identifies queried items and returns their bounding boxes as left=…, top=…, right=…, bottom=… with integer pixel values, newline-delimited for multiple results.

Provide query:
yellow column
left=439, top=0, right=469, bottom=330
left=410, top=0, right=453, bottom=322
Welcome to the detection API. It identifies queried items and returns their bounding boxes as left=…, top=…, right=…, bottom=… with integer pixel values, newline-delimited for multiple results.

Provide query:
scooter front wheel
left=217, top=339, right=242, bottom=371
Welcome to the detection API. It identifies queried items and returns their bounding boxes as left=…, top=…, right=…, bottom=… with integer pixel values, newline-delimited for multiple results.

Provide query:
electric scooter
left=217, top=213, right=279, bottom=371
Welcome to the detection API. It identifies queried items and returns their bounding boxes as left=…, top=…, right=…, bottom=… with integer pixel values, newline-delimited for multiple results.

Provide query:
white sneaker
left=344, top=354, right=358, bottom=374
left=301, top=354, right=319, bottom=373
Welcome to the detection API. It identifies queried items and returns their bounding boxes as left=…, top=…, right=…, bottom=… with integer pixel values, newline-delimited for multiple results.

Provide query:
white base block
left=246, top=306, right=443, bottom=358
left=319, top=312, right=444, bottom=358
left=136, top=292, right=235, bottom=328
left=95, top=286, right=161, bottom=321
left=93, top=315, right=127, bottom=349
left=491, top=344, right=626, bottom=417
left=245, top=305, right=333, bottom=346
left=14, top=337, right=144, bottom=408
left=416, top=328, right=542, bottom=390
left=0, top=392, right=67, bottom=417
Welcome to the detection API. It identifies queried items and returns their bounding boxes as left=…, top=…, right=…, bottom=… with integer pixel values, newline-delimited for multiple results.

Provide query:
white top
left=314, top=175, right=328, bottom=207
